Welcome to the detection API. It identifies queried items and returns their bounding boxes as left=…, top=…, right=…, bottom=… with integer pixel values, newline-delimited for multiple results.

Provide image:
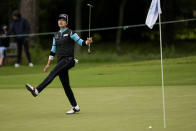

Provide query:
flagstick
left=158, top=13, right=166, bottom=128
left=87, top=4, right=92, bottom=54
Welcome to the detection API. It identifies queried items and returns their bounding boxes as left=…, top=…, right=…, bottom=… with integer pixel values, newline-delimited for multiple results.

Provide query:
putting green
left=0, top=86, right=196, bottom=131
left=0, top=56, right=196, bottom=130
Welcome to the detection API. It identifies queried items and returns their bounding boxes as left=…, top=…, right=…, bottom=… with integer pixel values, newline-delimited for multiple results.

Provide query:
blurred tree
left=0, top=0, right=19, bottom=26
left=161, top=0, right=196, bottom=45
left=116, top=0, right=127, bottom=54
left=75, top=0, right=82, bottom=53
left=20, top=0, right=39, bottom=34
left=178, top=0, right=196, bottom=17
left=162, top=0, right=176, bottom=45
left=0, top=0, right=192, bottom=49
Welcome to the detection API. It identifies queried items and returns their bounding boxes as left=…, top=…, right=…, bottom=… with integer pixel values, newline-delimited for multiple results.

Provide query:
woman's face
left=3, top=28, right=7, bottom=33
left=12, top=16, right=18, bottom=20
left=58, top=19, right=67, bottom=28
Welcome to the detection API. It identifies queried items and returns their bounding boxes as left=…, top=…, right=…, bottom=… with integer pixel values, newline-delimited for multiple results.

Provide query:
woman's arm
left=70, top=31, right=93, bottom=46
left=44, top=38, right=56, bottom=72
left=44, top=59, right=52, bottom=72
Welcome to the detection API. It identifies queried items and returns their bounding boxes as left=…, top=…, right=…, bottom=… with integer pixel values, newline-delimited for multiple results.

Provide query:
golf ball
left=149, top=126, right=152, bottom=129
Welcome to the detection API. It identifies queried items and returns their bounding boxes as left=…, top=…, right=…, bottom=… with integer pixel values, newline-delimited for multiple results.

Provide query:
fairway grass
left=0, top=87, right=196, bottom=131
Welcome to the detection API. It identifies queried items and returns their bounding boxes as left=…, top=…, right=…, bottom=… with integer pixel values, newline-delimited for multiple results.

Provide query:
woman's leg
left=23, top=39, right=32, bottom=63
left=0, top=58, right=3, bottom=66
left=59, top=69, right=77, bottom=107
left=0, top=49, right=4, bottom=66
left=16, top=39, right=23, bottom=64
left=36, top=58, right=73, bottom=93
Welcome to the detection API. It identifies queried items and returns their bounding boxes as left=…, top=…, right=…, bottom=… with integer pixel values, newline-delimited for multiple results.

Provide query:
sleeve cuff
left=82, top=41, right=88, bottom=46
left=50, top=51, right=55, bottom=56
left=49, top=55, right=54, bottom=60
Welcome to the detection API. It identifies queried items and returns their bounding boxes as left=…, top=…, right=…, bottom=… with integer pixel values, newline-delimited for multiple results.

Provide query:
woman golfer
left=26, top=14, right=93, bottom=114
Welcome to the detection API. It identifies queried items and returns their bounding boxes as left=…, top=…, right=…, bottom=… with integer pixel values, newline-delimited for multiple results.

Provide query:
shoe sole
left=66, top=109, right=80, bottom=114
left=75, top=109, right=80, bottom=112
left=26, top=84, right=37, bottom=97
left=66, top=112, right=75, bottom=114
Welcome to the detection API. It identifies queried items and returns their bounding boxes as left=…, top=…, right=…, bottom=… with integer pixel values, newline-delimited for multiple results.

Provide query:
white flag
left=145, top=0, right=162, bottom=29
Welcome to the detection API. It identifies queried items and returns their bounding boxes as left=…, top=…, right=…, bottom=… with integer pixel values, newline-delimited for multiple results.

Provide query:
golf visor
left=59, top=14, right=68, bottom=23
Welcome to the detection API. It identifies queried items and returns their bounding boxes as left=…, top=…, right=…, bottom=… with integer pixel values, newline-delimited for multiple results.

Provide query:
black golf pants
left=36, top=57, right=77, bottom=107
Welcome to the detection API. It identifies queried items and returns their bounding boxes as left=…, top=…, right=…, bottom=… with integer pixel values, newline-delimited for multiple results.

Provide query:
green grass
left=0, top=87, right=196, bottom=131
left=1, top=56, right=196, bottom=88
left=0, top=56, right=196, bottom=131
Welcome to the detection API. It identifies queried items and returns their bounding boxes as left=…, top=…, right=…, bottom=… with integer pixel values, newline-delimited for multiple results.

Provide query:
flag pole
left=158, top=13, right=166, bottom=128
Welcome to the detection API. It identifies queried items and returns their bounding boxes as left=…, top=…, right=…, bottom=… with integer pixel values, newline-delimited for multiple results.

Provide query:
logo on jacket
left=63, top=34, right=69, bottom=37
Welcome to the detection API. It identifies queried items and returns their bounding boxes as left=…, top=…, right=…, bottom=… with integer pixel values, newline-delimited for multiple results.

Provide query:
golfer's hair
left=12, top=10, right=21, bottom=18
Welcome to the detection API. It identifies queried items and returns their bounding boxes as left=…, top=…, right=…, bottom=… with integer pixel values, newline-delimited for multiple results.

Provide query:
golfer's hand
left=44, top=64, right=50, bottom=72
left=86, top=37, right=93, bottom=45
